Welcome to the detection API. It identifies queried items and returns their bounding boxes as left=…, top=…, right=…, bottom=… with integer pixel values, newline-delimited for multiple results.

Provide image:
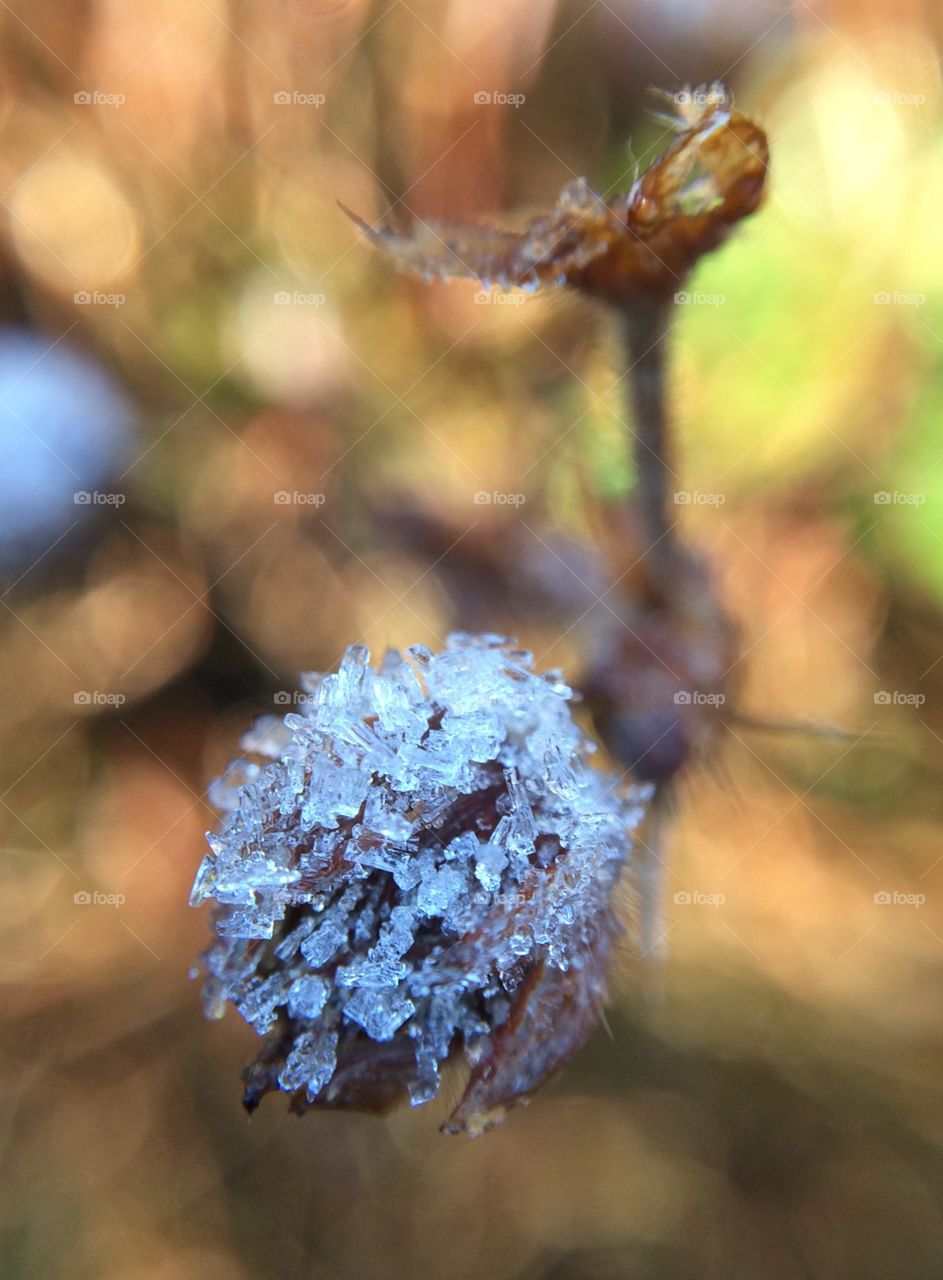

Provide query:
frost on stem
left=191, top=635, right=652, bottom=1136
left=192, top=83, right=769, bottom=1134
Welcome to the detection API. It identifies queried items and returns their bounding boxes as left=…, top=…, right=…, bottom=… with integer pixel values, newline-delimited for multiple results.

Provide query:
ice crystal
left=191, top=633, right=651, bottom=1134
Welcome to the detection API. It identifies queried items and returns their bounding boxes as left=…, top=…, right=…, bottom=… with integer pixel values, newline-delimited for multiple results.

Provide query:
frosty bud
left=190, top=634, right=651, bottom=1135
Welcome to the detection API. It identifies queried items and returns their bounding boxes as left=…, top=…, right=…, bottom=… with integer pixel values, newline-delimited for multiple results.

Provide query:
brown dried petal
left=346, top=83, right=769, bottom=306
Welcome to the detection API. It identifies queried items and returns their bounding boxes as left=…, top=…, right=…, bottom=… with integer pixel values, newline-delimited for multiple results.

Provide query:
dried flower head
left=343, top=82, right=768, bottom=306
left=191, top=634, right=651, bottom=1135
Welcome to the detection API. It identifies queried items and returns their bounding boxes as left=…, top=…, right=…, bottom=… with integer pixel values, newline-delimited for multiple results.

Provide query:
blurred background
left=2, top=1, right=943, bottom=1277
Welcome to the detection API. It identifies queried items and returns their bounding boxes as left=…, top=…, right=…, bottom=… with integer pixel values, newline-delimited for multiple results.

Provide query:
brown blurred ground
left=2, top=2, right=943, bottom=1278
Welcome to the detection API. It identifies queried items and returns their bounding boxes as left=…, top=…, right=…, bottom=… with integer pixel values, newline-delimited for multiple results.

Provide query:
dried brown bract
left=344, top=83, right=768, bottom=306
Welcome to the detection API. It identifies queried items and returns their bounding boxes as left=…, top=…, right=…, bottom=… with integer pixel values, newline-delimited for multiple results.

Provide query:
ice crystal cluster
left=191, top=633, right=650, bottom=1133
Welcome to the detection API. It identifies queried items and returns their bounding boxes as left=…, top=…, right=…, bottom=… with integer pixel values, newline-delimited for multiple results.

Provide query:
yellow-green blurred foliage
left=3, top=2, right=943, bottom=1278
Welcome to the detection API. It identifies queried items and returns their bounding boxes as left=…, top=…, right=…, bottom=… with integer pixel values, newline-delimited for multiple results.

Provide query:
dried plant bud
left=191, top=635, right=651, bottom=1135
left=344, top=82, right=769, bottom=305
left=581, top=545, right=737, bottom=785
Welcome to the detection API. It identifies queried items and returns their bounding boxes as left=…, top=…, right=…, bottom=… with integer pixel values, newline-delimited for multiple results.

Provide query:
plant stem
left=619, top=298, right=678, bottom=585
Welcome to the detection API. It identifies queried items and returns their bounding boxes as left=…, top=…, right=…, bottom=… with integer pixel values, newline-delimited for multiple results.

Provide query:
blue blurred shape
left=0, top=328, right=133, bottom=574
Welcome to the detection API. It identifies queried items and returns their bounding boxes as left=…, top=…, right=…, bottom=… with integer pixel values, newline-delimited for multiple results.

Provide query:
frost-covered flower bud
left=190, top=633, right=651, bottom=1135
